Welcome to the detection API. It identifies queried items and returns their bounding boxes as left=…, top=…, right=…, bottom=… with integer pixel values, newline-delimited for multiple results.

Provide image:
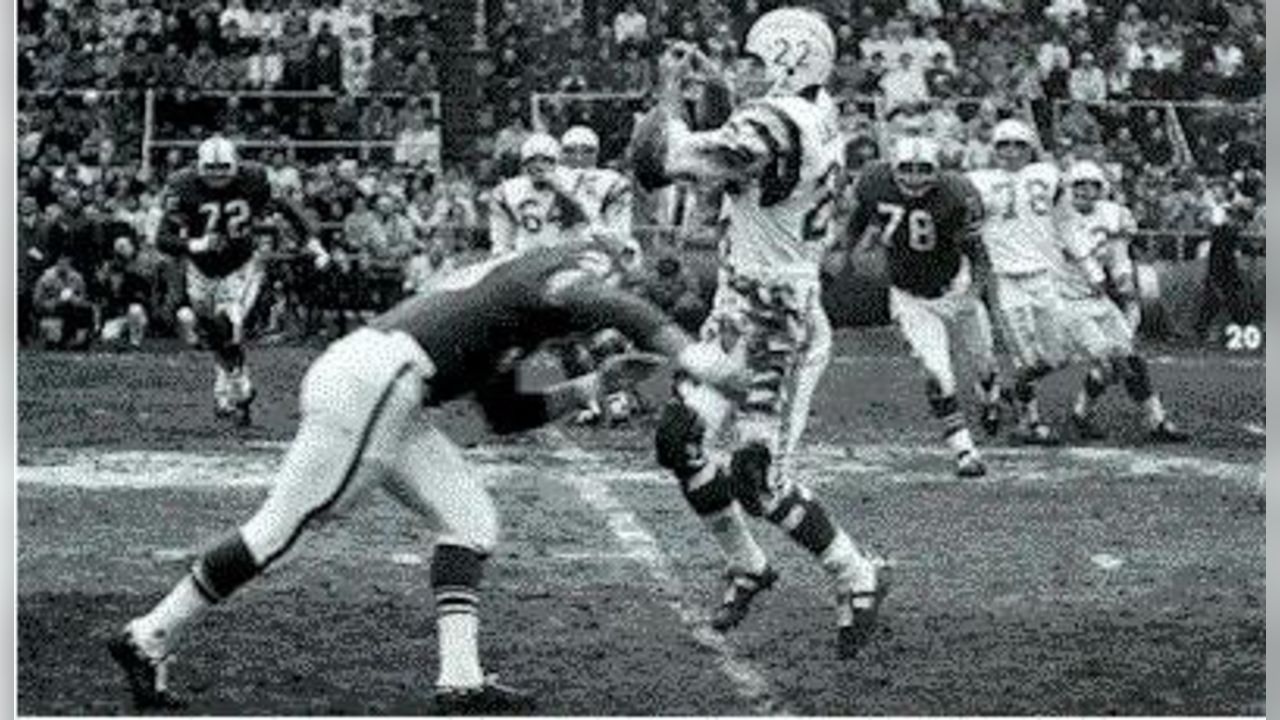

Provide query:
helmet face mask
left=520, top=132, right=561, bottom=183
left=197, top=136, right=238, bottom=188
left=560, top=126, right=599, bottom=169
left=994, top=140, right=1033, bottom=170
left=1071, top=179, right=1104, bottom=213
left=892, top=137, right=941, bottom=197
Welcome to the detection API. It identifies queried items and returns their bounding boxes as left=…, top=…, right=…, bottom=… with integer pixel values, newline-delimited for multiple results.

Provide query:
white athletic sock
left=435, top=611, right=483, bottom=689
left=1020, top=397, right=1042, bottom=427
left=702, top=503, right=769, bottom=576
left=1143, top=394, right=1167, bottom=429
left=213, top=367, right=232, bottom=407
left=819, top=531, right=877, bottom=611
left=1072, top=389, right=1090, bottom=419
left=130, top=575, right=211, bottom=657
left=946, top=428, right=976, bottom=457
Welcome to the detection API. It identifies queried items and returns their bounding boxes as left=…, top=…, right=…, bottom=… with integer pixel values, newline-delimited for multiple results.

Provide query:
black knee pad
left=655, top=400, right=708, bottom=479
left=430, top=543, right=486, bottom=590
left=765, top=486, right=837, bottom=555
left=925, top=379, right=959, bottom=420
left=681, top=466, right=735, bottom=516
left=199, top=312, right=235, bottom=350
left=191, top=531, right=260, bottom=603
left=729, top=441, right=772, bottom=516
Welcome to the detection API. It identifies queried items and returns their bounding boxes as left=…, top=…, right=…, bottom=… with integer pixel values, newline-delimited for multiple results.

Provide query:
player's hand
left=598, top=352, right=666, bottom=395
left=188, top=234, right=221, bottom=254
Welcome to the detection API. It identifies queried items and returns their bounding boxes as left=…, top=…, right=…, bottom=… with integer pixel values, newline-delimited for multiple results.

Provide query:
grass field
left=16, top=329, right=1265, bottom=715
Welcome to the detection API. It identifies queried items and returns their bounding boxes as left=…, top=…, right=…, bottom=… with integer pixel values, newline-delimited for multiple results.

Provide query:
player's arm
left=488, top=186, right=518, bottom=255
left=1103, top=206, right=1138, bottom=302
left=548, top=278, right=744, bottom=393
left=268, top=193, right=329, bottom=266
left=630, top=44, right=792, bottom=193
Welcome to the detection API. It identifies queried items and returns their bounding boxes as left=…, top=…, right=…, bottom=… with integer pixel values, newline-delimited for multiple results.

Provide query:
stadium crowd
left=16, top=0, right=1265, bottom=349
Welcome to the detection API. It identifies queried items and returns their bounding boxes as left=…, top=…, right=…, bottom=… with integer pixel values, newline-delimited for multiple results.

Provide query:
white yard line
left=538, top=430, right=791, bottom=716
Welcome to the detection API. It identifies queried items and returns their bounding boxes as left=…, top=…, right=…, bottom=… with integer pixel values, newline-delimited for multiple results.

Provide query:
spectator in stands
left=33, top=253, right=95, bottom=350
left=1068, top=50, right=1107, bottom=101
left=1044, top=0, right=1088, bottom=27
left=402, top=49, right=438, bottom=92
left=220, top=0, right=252, bottom=35
left=880, top=52, right=930, bottom=111
left=366, top=45, right=403, bottom=92
left=617, top=45, right=652, bottom=95
left=907, top=0, right=944, bottom=20
left=394, top=102, right=441, bottom=170
left=267, top=150, right=304, bottom=199
left=307, top=35, right=343, bottom=90
left=1037, top=28, right=1071, bottom=75
left=96, top=235, right=152, bottom=348
left=248, top=37, right=285, bottom=89
left=18, top=195, right=49, bottom=345
left=924, top=52, right=957, bottom=98
left=1114, top=3, right=1147, bottom=48
left=613, top=1, right=646, bottom=50
left=1195, top=189, right=1256, bottom=339
left=557, top=58, right=590, bottom=93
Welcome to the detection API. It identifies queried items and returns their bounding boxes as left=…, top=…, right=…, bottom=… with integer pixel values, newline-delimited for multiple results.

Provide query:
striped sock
left=432, top=544, right=485, bottom=689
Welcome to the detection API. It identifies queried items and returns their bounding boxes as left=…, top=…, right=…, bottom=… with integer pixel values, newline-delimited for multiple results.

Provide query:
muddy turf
left=17, top=329, right=1265, bottom=715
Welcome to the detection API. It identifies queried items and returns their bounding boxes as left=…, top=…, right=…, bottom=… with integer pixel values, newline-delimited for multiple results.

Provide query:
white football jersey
left=568, top=167, right=632, bottom=236
left=718, top=92, right=846, bottom=285
left=968, top=161, right=1062, bottom=275
left=1056, top=199, right=1137, bottom=300
left=488, top=174, right=582, bottom=255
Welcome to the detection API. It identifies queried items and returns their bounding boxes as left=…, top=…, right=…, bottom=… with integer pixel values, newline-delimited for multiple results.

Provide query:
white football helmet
left=991, top=119, right=1037, bottom=169
left=1067, top=160, right=1107, bottom=212
left=561, top=126, right=600, bottom=169
left=743, top=8, right=836, bottom=96
left=891, top=136, right=941, bottom=197
left=197, top=135, right=238, bottom=187
left=521, top=132, right=560, bottom=182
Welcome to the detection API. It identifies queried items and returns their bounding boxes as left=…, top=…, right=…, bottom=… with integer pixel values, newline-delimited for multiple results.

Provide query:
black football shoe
left=837, top=561, right=894, bottom=660
left=434, top=675, right=536, bottom=715
left=1010, top=421, right=1061, bottom=446
left=107, top=629, right=187, bottom=711
left=710, top=565, right=779, bottom=632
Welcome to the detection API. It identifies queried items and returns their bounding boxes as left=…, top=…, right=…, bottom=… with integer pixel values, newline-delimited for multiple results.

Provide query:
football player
left=631, top=8, right=890, bottom=659
left=107, top=240, right=747, bottom=715
left=157, top=135, right=328, bottom=425
left=488, top=133, right=590, bottom=255
left=967, top=119, right=1068, bottom=444
left=846, top=136, right=1001, bottom=477
left=1055, top=161, right=1189, bottom=442
left=559, top=124, right=643, bottom=425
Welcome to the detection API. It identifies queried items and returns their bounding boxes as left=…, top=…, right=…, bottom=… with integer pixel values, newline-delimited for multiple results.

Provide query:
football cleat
left=107, top=629, right=187, bottom=710
left=1011, top=422, right=1061, bottom=446
left=233, top=387, right=257, bottom=427
left=1071, top=412, right=1108, bottom=441
left=1149, top=420, right=1190, bottom=443
left=837, top=561, right=893, bottom=660
left=434, top=675, right=536, bottom=715
left=710, top=565, right=779, bottom=632
left=955, top=451, right=987, bottom=478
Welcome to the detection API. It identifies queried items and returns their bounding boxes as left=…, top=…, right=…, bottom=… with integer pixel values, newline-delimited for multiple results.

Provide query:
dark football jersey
left=848, top=162, right=984, bottom=298
left=370, top=243, right=674, bottom=405
left=160, top=163, right=274, bottom=277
